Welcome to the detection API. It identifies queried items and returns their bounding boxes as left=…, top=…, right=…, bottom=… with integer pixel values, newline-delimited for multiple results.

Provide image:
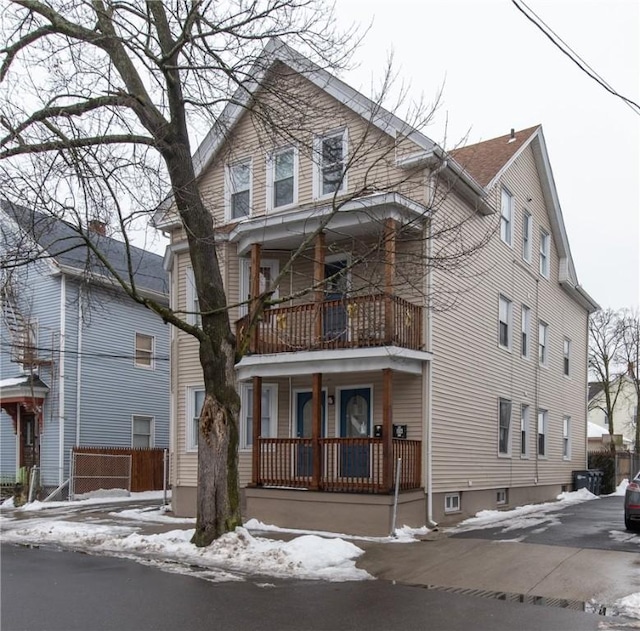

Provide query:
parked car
left=625, top=471, right=640, bottom=531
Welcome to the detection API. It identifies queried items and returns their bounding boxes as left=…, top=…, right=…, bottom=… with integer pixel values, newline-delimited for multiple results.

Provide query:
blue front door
left=295, top=391, right=325, bottom=477
left=339, top=387, right=371, bottom=478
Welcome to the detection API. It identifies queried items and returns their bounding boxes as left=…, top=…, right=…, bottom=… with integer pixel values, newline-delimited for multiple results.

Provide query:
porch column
left=311, top=372, right=322, bottom=490
left=382, top=368, right=394, bottom=492
left=314, top=232, right=325, bottom=347
left=250, top=243, right=262, bottom=353
left=384, top=218, right=396, bottom=344
left=251, top=376, right=262, bottom=486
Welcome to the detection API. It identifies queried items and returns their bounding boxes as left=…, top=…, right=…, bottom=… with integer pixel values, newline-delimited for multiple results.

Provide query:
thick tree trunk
left=163, top=143, right=242, bottom=547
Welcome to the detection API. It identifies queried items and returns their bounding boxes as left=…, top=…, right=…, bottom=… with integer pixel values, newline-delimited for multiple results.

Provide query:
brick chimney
left=88, top=219, right=107, bottom=236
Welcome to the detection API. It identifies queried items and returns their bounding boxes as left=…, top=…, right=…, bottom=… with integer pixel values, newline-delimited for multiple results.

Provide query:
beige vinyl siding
left=430, top=144, right=588, bottom=494
left=196, top=69, right=425, bottom=228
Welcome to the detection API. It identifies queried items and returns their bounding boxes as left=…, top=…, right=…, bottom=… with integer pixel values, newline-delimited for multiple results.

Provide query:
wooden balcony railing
left=256, top=437, right=422, bottom=493
left=237, top=293, right=422, bottom=355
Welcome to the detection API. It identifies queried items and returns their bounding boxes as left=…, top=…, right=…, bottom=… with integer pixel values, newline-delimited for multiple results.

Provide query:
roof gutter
left=396, top=148, right=494, bottom=216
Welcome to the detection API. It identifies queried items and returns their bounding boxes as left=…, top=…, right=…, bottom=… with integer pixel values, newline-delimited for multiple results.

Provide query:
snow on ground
left=611, top=478, right=629, bottom=496
left=449, top=488, right=598, bottom=535
left=613, top=593, right=640, bottom=619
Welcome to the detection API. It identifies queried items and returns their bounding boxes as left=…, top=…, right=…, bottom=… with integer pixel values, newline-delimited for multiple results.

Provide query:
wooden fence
left=71, top=446, right=167, bottom=494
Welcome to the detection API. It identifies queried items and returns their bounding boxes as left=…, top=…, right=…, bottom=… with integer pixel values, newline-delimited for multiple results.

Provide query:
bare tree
left=588, top=309, right=626, bottom=445
left=0, top=1, right=495, bottom=545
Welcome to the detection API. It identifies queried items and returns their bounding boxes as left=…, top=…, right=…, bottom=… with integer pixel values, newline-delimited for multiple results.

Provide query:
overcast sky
left=333, top=0, right=639, bottom=309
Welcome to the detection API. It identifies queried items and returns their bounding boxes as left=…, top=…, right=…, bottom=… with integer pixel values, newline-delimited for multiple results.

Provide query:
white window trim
left=498, top=294, right=512, bottom=351
left=239, top=258, right=280, bottom=317
left=240, top=382, right=278, bottom=450
left=313, top=128, right=348, bottom=200
left=520, top=404, right=529, bottom=459
left=186, top=267, right=201, bottom=326
left=537, top=409, right=548, bottom=459
left=521, top=305, right=530, bottom=359
left=444, top=493, right=461, bottom=514
left=500, top=187, right=514, bottom=246
left=539, top=229, right=550, bottom=278
left=538, top=321, right=548, bottom=367
left=498, top=397, right=512, bottom=456
left=186, top=386, right=205, bottom=452
left=131, top=414, right=155, bottom=448
left=563, top=338, right=571, bottom=377
left=266, top=146, right=299, bottom=212
left=563, top=416, right=571, bottom=460
left=225, top=157, right=253, bottom=222
left=134, top=332, right=155, bottom=370
left=522, top=211, right=533, bottom=263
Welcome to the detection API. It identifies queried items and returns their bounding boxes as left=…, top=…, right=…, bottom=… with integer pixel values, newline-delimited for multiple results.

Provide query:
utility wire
left=512, top=0, right=640, bottom=116
left=0, top=341, right=170, bottom=362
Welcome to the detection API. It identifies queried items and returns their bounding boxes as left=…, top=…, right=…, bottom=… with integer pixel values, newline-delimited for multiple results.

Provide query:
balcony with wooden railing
left=237, top=293, right=422, bottom=355
left=255, top=437, right=422, bottom=493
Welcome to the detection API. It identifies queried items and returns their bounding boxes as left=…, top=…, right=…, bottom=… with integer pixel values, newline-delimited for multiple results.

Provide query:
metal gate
left=70, top=452, right=132, bottom=499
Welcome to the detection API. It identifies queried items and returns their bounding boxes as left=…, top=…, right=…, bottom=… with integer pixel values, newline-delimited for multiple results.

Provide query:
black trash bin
left=591, top=469, right=603, bottom=495
left=572, top=470, right=590, bottom=491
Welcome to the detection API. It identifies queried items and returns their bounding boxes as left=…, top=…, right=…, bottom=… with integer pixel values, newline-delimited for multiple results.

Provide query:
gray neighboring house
left=0, top=200, right=169, bottom=493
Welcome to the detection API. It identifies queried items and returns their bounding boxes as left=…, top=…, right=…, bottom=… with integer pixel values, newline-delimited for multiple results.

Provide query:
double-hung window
left=538, top=409, right=547, bottom=457
left=187, top=387, right=205, bottom=451
left=563, top=416, right=571, bottom=459
left=500, top=188, right=514, bottom=245
left=186, top=268, right=201, bottom=326
left=132, top=415, right=154, bottom=448
left=539, top=230, right=550, bottom=278
left=499, top=398, right=512, bottom=455
left=522, top=211, right=533, bottom=262
left=268, top=147, right=297, bottom=210
left=135, top=333, right=154, bottom=369
left=520, top=404, right=529, bottom=457
left=228, top=159, right=252, bottom=219
left=563, top=338, right=571, bottom=376
left=521, top=305, right=530, bottom=358
left=538, top=321, right=548, bottom=366
left=241, top=383, right=277, bottom=449
left=316, top=130, right=347, bottom=197
left=498, top=295, right=512, bottom=349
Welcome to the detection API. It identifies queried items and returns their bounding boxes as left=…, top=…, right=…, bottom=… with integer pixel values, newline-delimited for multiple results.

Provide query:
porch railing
left=237, top=293, right=422, bottom=355
left=256, top=437, right=422, bottom=493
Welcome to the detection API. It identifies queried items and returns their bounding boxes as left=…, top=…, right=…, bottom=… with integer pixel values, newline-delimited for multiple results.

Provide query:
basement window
left=444, top=493, right=460, bottom=513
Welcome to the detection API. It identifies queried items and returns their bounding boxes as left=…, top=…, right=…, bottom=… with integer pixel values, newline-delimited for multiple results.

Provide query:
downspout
left=75, top=288, right=83, bottom=446
left=58, top=275, right=66, bottom=485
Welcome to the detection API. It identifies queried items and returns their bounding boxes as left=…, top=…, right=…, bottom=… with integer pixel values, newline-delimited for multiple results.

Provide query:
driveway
left=451, top=495, right=639, bottom=553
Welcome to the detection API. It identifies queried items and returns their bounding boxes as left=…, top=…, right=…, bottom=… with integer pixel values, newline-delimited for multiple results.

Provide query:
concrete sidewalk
left=357, top=536, right=640, bottom=606
left=7, top=499, right=639, bottom=608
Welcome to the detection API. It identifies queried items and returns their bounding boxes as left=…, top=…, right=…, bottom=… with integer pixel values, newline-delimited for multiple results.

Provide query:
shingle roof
left=588, top=381, right=605, bottom=401
left=1, top=200, right=167, bottom=297
left=451, top=125, right=541, bottom=188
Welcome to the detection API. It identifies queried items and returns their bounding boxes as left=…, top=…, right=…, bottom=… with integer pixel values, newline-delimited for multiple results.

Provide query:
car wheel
left=625, top=514, right=637, bottom=532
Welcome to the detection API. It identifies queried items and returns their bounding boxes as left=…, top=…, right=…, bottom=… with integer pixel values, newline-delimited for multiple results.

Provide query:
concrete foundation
left=245, top=487, right=427, bottom=536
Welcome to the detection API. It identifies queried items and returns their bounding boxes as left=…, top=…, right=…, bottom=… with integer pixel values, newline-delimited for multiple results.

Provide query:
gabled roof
left=588, top=381, right=605, bottom=401
left=1, top=200, right=167, bottom=298
left=455, top=125, right=598, bottom=313
left=450, top=126, right=541, bottom=188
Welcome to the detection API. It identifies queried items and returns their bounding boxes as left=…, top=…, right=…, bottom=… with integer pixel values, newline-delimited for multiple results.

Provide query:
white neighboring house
left=588, top=369, right=638, bottom=451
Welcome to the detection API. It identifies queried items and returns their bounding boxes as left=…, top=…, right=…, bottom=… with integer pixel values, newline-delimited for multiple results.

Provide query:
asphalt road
left=1, top=543, right=606, bottom=631
left=452, top=495, right=640, bottom=552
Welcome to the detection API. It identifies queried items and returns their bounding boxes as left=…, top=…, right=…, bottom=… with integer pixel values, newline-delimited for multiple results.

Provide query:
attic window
left=316, top=130, right=347, bottom=197
left=227, top=159, right=252, bottom=219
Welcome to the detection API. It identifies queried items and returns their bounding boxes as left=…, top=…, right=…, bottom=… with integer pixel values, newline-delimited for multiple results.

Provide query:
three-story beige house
left=157, top=40, right=598, bottom=535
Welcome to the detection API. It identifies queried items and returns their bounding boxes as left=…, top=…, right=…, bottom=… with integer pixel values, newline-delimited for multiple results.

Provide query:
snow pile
left=1, top=490, right=169, bottom=512
left=0, top=518, right=370, bottom=582
left=111, top=506, right=195, bottom=525
left=612, top=479, right=629, bottom=496
left=451, top=488, right=598, bottom=534
left=613, top=592, right=640, bottom=619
